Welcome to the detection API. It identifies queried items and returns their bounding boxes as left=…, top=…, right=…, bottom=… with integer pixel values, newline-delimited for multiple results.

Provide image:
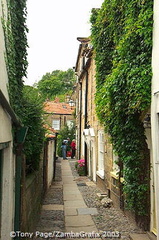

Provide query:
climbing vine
left=90, top=0, right=153, bottom=219
left=1, top=0, right=28, bottom=115
left=1, top=0, right=45, bottom=172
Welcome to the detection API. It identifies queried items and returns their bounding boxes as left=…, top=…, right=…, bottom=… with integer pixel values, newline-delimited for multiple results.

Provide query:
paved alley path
left=62, top=160, right=99, bottom=235
left=34, top=158, right=65, bottom=235
left=33, top=158, right=149, bottom=240
left=34, top=158, right=100, bottom=240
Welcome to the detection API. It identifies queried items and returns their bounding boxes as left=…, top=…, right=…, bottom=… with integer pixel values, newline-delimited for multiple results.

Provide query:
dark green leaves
left=90, top=0, right=153, bottom=216
left=37, top=69, right=76, bottom=101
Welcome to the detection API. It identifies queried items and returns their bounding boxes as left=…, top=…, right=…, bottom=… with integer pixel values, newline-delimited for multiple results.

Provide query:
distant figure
left=70, top=139, right=76, bottom=159
left=61, top=141, right=67, bottom=160
left=63, top=138, right=70, bottom=145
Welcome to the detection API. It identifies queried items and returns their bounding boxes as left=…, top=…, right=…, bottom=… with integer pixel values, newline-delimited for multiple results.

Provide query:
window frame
left=97, top=130, right=105, bottom=179
left=52, top=119, right=60, bottom=130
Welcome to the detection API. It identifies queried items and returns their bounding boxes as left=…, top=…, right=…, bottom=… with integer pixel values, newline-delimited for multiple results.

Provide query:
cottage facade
left=75, top=36, right=156, bottom=237
left=44, top=98, right=75, bottom=133
left=75, top=38, right=114, bottom=190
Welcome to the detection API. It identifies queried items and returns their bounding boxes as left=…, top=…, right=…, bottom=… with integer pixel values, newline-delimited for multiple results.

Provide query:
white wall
left=0, top=1, right=15, bottom=238
left=1, top=145, right=15, bottom=240
left=0, top=0, right=12, bottom=143
left=0, top=105, right=12, bottom=143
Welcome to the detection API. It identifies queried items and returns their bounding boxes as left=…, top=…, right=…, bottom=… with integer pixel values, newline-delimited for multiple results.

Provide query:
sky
left=24, top=0, right=103, bottom=86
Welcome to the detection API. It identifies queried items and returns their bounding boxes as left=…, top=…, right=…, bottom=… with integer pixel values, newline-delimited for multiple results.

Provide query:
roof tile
left=44, top=101, right=75, bottom=115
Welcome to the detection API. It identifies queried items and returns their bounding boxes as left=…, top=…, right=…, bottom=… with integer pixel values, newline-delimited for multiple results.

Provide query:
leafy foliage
left=90, top=0, right=153, bottom=217
left=21, top=86, right=45, bottom=172
left=57, top=123, right=75, bottom=157
left=2, top=0, right=45, bottom=172
left=37, top=69, right=76, bottom=101
left=2, top=0, right=28, bottom=115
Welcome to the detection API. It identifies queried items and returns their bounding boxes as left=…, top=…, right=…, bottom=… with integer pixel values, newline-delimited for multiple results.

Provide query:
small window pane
left=52, top=120, right=60, bottom=130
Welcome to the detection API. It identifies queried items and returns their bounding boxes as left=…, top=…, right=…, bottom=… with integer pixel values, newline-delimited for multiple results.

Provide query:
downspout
left=84, top=69, right=88, bottom=129
left=14, top=145, right=22, bottom=239
left=14, top=127, right=28, bottom=240
left=79, top=82, right=82, bottom=159
left=53, top=133, right=58, bottom=180
left=43, top=140, right=49, bottom=195
left=118, top=158, right=124, bottom=210
left=84, top=68, right=88, bottom=175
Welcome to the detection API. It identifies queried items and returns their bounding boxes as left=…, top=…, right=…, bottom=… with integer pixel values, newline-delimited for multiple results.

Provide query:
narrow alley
left=33, top=158, right=149, bottom=240
left=1, top=1, right=159, bottom=240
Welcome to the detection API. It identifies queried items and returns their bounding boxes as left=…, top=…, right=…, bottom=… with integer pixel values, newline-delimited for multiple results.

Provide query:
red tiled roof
left=44, top=100, right=75, bottom=115
left=43, top=123, right=56, bottom=138
left=43, top=123, right=56, bottom=132
left=45, top=133, right=56, bottom=139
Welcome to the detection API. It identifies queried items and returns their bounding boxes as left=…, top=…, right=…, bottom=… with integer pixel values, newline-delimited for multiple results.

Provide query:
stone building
left=75, top=37, right=113, bottom=188
left=74, top=36, right=156, bottom=238
left=44, top=98, right=75, bottom=133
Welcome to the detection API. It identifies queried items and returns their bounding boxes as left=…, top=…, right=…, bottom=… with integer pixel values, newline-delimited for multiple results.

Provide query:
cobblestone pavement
left=33, top=157, right=145, bottom=240
left=33, top=158, right=65, bottom=239
left=69, top=158, right=145, bottom=240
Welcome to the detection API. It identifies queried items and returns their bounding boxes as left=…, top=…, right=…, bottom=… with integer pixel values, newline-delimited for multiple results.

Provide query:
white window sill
left=96, top=170, right=104, bottom=179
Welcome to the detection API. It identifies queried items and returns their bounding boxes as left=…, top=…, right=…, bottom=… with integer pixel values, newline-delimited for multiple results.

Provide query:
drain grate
left=77, top=182, right=87, bottom=186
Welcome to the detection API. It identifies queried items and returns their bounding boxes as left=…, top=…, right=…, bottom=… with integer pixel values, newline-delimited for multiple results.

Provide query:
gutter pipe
left=79, top=82, right=82, bottom=159
left=84, top=68, right=88, bottom=175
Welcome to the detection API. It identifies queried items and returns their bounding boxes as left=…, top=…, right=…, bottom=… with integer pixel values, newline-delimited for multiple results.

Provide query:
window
left=110, top=151, right=124, bottom=184
left=52, top=119, right=60, bottom=130
left=82, top=89, right=86, bottom=116
left=97, top=131, right=104, bottom=179
left=112, top=151, right=120, bottom=173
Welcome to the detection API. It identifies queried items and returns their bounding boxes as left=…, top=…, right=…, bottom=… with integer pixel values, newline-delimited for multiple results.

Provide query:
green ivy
left=1, top=0, right=45, bottom=172
left=21, top=86, right=45, bottom=172
left=90, top=0, right=153, bottom=218
left=1, top=0, right=28, bottom=115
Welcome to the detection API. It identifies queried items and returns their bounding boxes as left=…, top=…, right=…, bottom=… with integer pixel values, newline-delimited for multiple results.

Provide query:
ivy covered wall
left=90, top=0, right=153, bottom=223
left=2, top=0, right=45, bottom=172
left=2, top=0, right=28, bottom=115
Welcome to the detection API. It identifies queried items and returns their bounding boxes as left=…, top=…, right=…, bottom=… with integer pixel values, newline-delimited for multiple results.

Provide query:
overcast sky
left=24, top=0, right=103, bottom=86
